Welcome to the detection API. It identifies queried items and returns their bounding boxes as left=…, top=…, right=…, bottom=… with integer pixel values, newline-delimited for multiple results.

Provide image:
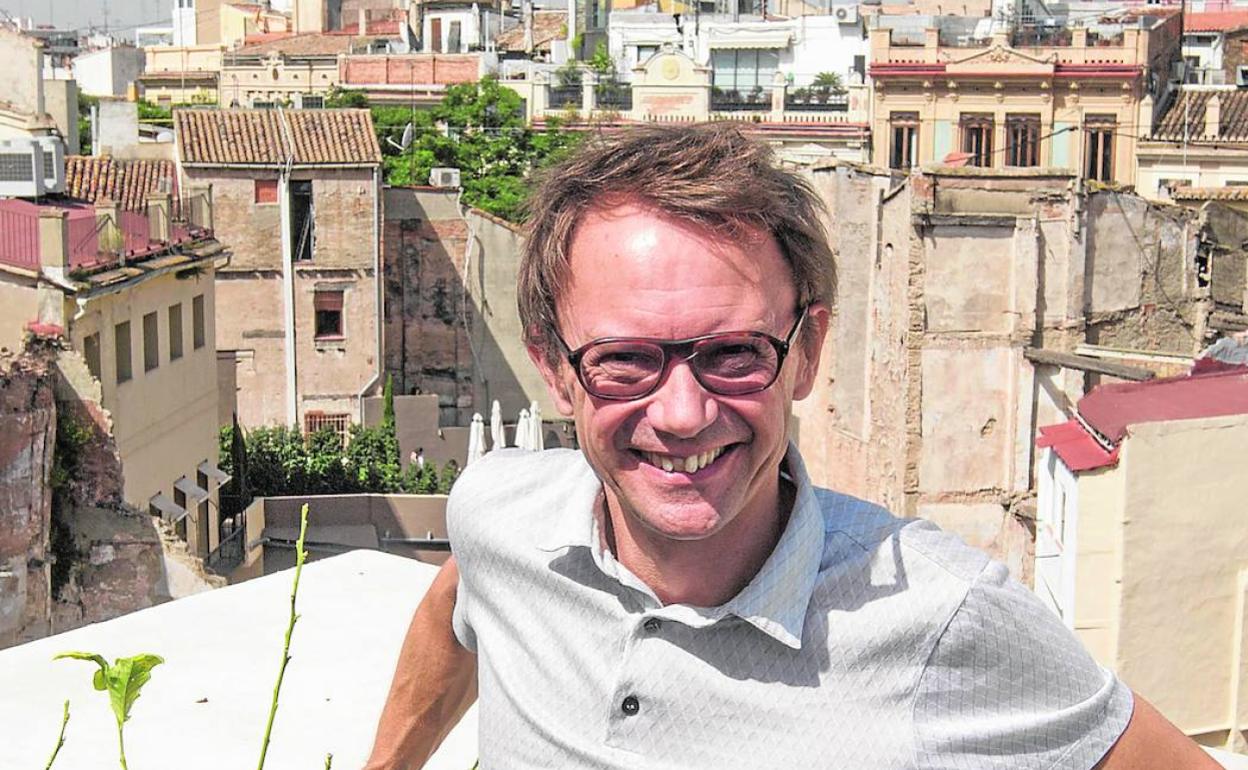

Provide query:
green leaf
left=104, top=654, right=164, bottom=725
left=54, top=652, right=109, bottom=691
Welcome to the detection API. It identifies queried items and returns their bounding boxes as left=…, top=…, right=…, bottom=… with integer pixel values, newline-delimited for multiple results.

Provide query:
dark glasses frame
left=553, top=305, right=810, bottom=401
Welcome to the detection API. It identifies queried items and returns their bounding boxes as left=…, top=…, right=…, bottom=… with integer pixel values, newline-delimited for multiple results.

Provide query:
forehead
left=558, top=201, right=797, bottom=340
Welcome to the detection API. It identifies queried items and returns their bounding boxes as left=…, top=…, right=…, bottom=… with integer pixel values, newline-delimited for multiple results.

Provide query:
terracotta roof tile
left=175, top=108, right=382, bottom=166
left=1184, top=11, right=1248, bottom=32
left=1151, top=89, right=1248, bottom=141
left=1170, top=186, right=1248, bottom=201
left=63, top=156, right=179, bottom=212
left=495, top=11, right=567, bottom=52
left=233, top=33, right=357, bottom=56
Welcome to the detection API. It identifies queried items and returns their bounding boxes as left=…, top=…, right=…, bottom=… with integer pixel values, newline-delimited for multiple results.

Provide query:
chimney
left=147, top=191, right=172, bottom=243
left=38, top=208, right=69, bottom=280
left=523, top=0, right=534, bottom=54
left=1205, top=93, right=1222, bottom=139
left=359, top=8, right=367, bottom=34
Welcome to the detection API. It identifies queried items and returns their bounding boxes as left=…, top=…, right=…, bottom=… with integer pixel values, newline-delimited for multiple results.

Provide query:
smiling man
left=366, top=124, right=1215, bottom=769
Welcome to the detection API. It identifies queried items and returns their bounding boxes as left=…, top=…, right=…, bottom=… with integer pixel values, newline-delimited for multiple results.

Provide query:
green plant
left=54, top=652, right=164, bottom=770
left=437, top=459, right=460, bottom=494
left=811, top=71, right=846, bottom=94
left=256, top=503, right=309, bottom=770
left=588, top=41, right=614, bottom=77
left=44, top=700, right=69, bottom=770
left=325, top=85, right=370, bottom=108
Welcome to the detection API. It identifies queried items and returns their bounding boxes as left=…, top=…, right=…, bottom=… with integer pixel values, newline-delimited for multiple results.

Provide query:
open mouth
left=635, top=445, right=733, bottom=475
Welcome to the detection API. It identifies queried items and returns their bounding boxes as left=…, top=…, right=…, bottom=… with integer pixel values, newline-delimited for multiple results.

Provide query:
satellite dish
left=386, top=122, right=414, bottom=152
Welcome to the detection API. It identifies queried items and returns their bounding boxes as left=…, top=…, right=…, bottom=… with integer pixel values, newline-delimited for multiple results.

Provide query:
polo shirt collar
left=535, top=443, right=823, bottom=651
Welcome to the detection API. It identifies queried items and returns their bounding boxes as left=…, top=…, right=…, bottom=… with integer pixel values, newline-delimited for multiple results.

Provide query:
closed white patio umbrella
left=466, top=413, right=486, bottom=465
left=491, top=400, right=505, bottom=450
left=529, top=400, right=544, bottom=451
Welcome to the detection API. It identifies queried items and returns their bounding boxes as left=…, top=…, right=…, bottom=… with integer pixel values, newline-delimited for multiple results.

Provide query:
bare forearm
left=1094, top=692, right=1220, bottom=769
left=365, top=557, right=478, bottom=770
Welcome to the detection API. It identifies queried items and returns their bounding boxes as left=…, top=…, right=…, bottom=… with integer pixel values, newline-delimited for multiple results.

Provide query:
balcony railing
left=0, top=194, right=214, bottom=275
left=207, top=513, right=248, bottom=575
left=710, top=88, right=772, bottom=112
left=549, top=84, right=581, bottom=109
left=784, top=91, right=849, bottom=112
left=595, top=81, right=633, bottom=111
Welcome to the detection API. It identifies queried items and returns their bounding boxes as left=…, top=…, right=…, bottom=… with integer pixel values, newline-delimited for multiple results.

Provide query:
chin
left=627, top=497, right=734, bottom=541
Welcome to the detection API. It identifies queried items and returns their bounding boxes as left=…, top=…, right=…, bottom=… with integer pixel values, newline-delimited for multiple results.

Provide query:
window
left=254, top=179, right=278, bottom=204
left=889, top=112, right=919, bottom=170
left=636, top=45, right=658, bottom=63
left=710, top=49, right=780, bottom=93
left=115, top=321, right=132, bottom=383
left=168, top=303, right=184, bottom=361
left=1084, top=115, right=1115, bottom=182
left=304, top=411, right=351, bottom=444
left=960, top=114, right=994, bottom=168
left=448, top=20, right=462, bottom=52
left=83, top=333, right=101, bottom=380
left=290, top=181, right=314, bottom=262
left=314, top=291, right=344, bottom=340
left=1005, top=114, right=1040, bottom=167
left=300, top=95, right=323, bottom=109
left=1158, top=178, right=1191, bottom=196
left=193, top=294, right=206, bottom=349
left=142, top=312, right=159, bottom=372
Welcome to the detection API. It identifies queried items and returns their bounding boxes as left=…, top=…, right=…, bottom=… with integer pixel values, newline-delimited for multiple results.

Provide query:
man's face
left=531, top=200, right=828, bottom=544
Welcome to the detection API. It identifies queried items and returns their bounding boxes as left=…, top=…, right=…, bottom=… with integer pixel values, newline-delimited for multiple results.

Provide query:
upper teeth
left=643, top=446, right=726, bottom=474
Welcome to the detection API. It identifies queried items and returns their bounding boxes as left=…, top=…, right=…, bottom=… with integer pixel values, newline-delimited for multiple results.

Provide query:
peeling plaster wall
left=795, top=167, right=1243, bottom=580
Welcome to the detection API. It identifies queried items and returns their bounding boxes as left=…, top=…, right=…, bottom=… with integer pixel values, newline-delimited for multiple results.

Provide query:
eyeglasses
left=554, top=306, right=809, bottom=401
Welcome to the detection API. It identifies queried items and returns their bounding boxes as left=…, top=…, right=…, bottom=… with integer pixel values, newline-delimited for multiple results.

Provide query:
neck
left=601, top=477, right=794, bottom=607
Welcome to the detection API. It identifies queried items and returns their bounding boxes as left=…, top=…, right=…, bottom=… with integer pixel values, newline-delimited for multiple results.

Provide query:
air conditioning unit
left=834, top=5, right=858, bottom=23
left=430, top=167, right=461, bottom=188
left=0, top=136, right=65, bottom=198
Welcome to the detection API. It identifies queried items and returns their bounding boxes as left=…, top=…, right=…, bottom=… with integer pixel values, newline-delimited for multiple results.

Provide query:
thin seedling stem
left=44, top=701, right=69, bottom=770
left=256, top=503, right=309, bottom=770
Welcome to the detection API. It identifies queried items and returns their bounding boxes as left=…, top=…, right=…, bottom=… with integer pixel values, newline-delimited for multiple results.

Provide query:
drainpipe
left=356, top=165, right=384, bottom=424
left=277, top=107, right=298, bottom=426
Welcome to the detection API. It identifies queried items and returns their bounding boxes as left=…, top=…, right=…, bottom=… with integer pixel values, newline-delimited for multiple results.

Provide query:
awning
left=707, top=29, right=792, bottom=49
left=198, top=460, right=232, bottom=486
left=175, top=476, right=210, bottom=505
left=150, top=492, right=188, bottom=523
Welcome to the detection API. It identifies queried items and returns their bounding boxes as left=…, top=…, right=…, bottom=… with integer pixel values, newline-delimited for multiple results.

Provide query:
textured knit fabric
left=448, top=446, right=1133, bottom=770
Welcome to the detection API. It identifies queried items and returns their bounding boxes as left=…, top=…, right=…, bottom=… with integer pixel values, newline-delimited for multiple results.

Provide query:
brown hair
left=519, top=122, right=836, bottom=360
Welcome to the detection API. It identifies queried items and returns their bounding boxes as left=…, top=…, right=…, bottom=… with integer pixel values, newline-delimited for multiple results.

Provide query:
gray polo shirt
left=449, top=446, right=1132, bottom=769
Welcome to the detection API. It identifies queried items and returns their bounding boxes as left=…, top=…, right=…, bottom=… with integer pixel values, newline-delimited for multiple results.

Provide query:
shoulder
left=812, top=487, right=989, bottom=585
left=446, top=448, right=596, bottom=548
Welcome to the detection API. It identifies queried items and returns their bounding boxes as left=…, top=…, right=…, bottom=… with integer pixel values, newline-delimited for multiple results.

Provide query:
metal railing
left=549, top=84, right=581, bottom=109
left=207, top=513, right=247, bottom=575
left=784, top=91, right=849, bottom=112
left=595, top=81, right=633, bottom=110
left=0, top=207, right=40, bottom=270
left=710, top=88, right=772, bottom=112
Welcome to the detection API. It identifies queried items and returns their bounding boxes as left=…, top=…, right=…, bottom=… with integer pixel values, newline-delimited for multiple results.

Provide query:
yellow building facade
left=868, top=17, right=1181, bottom=187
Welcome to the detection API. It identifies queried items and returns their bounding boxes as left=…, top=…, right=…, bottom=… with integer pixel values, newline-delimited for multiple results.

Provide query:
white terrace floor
left=0, top=550, right=478, bottom=770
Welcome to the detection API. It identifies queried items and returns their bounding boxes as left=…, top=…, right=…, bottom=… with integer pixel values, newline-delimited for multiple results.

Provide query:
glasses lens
left=692, top=334, right=780, bottom=395
left=580, top=340, right=665, bottom=399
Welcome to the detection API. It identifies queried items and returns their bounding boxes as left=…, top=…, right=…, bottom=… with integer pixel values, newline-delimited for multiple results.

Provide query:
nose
left=644, top=360, right=718, bottom=439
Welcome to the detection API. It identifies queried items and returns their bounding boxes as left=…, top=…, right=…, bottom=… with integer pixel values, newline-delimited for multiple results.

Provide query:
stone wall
left=382, top=187, right=476, bottom=426
left=795, top=164, right=1247, bottom=581
left=0, top=338, right=222, bottom=650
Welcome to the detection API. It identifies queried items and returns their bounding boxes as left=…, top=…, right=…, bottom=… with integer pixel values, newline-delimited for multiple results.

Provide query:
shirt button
left=621, top=695, right=640, bottom=716
left=643, top=617, right=661, bottom=633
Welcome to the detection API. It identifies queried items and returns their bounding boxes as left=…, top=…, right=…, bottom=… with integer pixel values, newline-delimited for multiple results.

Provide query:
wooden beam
left=1024, top=347, right=1156, bottom=381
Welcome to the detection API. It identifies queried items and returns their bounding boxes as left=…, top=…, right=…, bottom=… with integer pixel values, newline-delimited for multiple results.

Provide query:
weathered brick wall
left=341, top=54, right=481, bottom=86
left=382, top=188, right=476, bottom=426
left=1223, top=30, right=1248, bottom=85
left=0, top=343, right=56, bottom=648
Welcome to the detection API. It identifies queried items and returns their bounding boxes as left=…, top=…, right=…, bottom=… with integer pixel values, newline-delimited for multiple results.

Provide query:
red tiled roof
left=175, top=108, right=382, bottom=166
left=1077, top=368, right=1248, bottom=443
left=1184, top=11, right=1248, bottom=32
left=1151, top=89, right=1248, bottom=141
left=1038, top=368, right=1248, bottom=471
left=234, top=33, right=357, bottom=56
left=1170, top=185, right=1248, bottom=201
left=1037, top=420, right=1120, bottom=471
left=63, top=156, right=179, bottom=212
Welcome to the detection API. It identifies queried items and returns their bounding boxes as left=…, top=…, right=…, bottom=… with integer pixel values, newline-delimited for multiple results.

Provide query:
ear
left=791, top=303, right=830, bottom=402
left=527, top=340, right=576, bottom=416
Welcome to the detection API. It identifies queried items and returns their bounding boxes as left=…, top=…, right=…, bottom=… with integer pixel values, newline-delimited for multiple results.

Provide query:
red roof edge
left=1037, top=420, right=1120, bottom=472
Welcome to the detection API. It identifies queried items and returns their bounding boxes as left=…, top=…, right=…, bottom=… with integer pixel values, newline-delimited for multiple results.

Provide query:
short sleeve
left=451, top=572, right=477, bottom=653
left=913, top=561, right=1133, bottom=769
